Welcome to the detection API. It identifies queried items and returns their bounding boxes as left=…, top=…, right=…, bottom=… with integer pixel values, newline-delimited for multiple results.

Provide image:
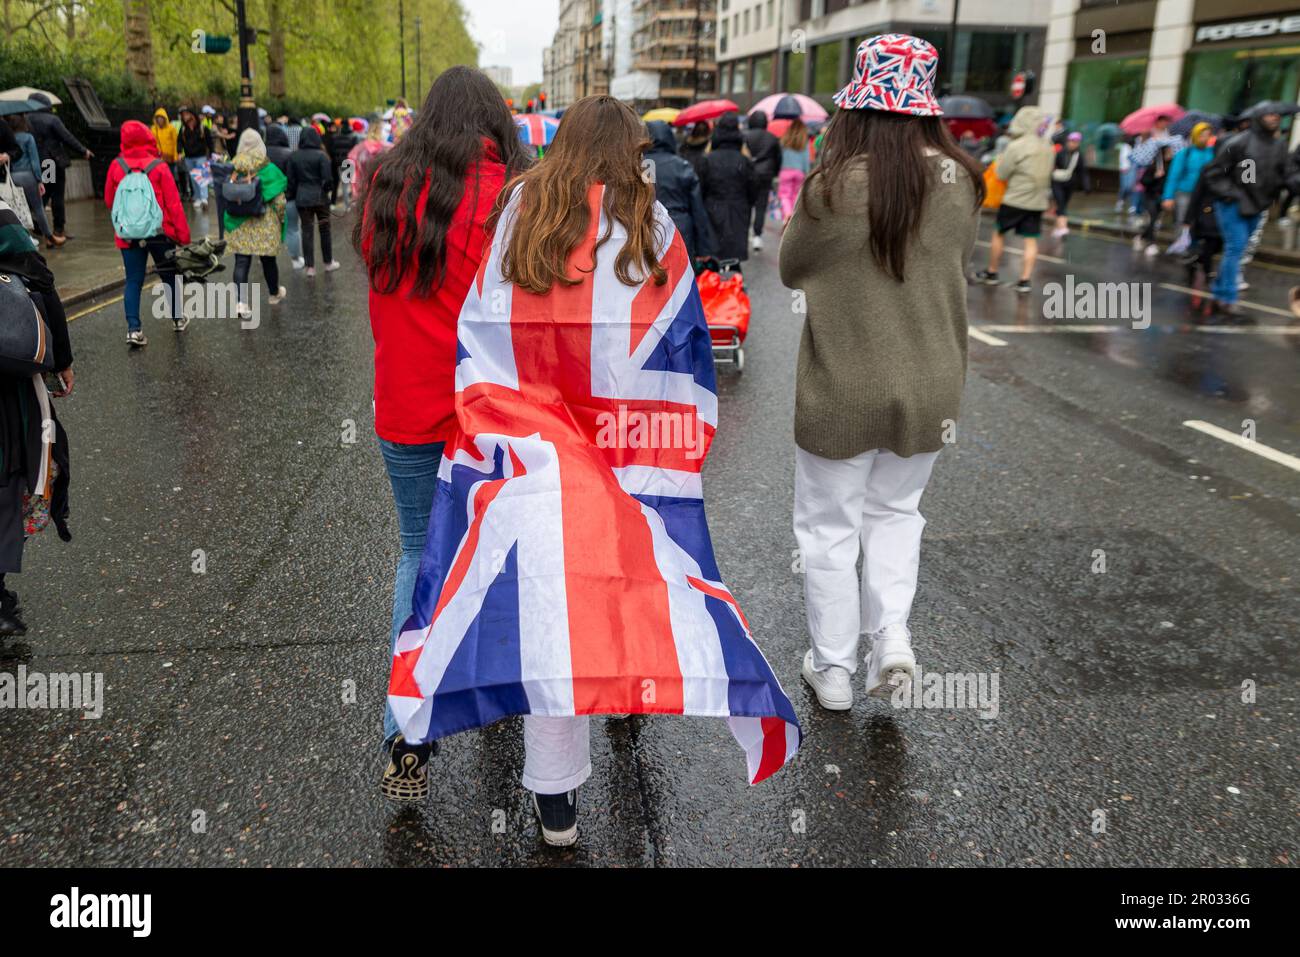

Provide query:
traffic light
left=539, top=91, right=546, bottom=108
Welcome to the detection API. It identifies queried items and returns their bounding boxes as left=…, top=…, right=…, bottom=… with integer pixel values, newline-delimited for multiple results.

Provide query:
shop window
left=812, top=42, right=839, bottom=94
left=785, top=50, right=807, bottom=92
left=1062, top=56, right=1148, bottom=170
left=753, top=52, right=774, bottom=94
left=1180, top=45, right=1300, bottom=119
left=732, top=59, right=749, bottom=95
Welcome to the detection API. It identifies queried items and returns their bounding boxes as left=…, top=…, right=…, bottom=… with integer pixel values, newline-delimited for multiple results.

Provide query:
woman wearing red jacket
left=104, top=119, right=191, bottom=347
left=354, top=66, right=529, bottom=799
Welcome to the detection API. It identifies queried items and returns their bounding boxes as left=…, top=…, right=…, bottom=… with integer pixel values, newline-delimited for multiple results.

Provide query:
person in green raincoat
left=224, top=129, right=288, bottom=317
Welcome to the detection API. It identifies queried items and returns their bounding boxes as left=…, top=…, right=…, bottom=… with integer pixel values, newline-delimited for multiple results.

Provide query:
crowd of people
left=960, top=100, right=1300, bottom=321
left=353, top=35, right=977, bottom=847
left=0, top=29, right=1295, bottom=849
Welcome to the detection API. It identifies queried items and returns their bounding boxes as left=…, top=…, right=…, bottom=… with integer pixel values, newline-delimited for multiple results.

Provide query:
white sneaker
left=305, top=267, right=316, bottom=277
left=1144, top=243, right=1159, bottom=258
left=1052, top=226, right=1069, bottom=239
left=864, top=624, right=916, bottom=699
left=1131, top=235, right=1144, bottom=251
left=323, top=260, right=341, bottom=272
left=268, top=286, right=288, bottom=305
left=801, top=650, right=853, bottom=711
left=235, top=303, right=253, bottom=320
left=291, top=257, right=305, bottom=270
left=751, top=235, right=763, bottom=251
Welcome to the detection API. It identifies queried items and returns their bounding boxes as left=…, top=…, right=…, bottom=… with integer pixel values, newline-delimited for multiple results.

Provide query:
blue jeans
left=285, top=201, right=301, bottom=260
left=378, top=438, right=445, bottom=745
left=184, top=157, right=209, bottom=203
left=121, top=237, right=177, bottom=332
left=1212, top=202, right=1261, bottom=305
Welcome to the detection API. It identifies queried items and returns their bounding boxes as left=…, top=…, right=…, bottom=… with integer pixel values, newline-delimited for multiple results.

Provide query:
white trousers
left=793, top=446, right=940, bottom=673
left=522, top=715, right=592, bottom=794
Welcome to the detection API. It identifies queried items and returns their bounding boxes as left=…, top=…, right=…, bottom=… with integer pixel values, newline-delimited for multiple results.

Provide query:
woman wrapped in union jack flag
left=379, top=94, right=800, bottom=848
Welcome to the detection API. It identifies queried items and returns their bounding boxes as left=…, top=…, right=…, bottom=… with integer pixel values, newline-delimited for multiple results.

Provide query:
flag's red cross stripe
left=453, top=185, right=708, bottom=714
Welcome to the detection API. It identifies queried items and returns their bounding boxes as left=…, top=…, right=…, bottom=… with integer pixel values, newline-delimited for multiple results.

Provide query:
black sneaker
left=973, top=269, right=999, bottom=285
left=532, top=788, right=578, bottom=847
left=0, top=589, right=26, bottom=637
left=380, top=734, right=436, bottom=802
left=1014, top=279, right=1032, bottom=294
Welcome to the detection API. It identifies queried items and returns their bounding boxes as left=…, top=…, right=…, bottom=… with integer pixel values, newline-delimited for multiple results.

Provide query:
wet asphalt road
left=1, top=210, right=1297, bottom=867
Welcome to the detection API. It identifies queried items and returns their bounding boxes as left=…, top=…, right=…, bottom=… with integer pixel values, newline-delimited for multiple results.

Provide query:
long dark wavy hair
left=354, top=66, right=531, bottom=296
left=805, top=109, right=985, bottom=282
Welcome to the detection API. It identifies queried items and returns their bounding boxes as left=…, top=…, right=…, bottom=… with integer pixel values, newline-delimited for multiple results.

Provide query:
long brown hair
left=806, top=109, right=985, bottom=282
left=495, top=95, right=666, bottom=294
left=780, top=118, right=808, bottom=151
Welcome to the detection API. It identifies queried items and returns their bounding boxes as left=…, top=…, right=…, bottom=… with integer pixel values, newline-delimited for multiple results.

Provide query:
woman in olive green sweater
left=779, top=34, right=983, bottom=711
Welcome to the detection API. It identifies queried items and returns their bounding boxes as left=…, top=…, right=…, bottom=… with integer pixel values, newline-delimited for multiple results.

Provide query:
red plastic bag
left=697, top=270, right=751, bottom=345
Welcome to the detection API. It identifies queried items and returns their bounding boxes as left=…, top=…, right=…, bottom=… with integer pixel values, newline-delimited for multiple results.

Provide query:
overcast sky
left=466, top=0, right=559, bottom=87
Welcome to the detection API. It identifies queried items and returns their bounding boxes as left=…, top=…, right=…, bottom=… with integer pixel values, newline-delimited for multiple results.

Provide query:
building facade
left=546, top=0, right=719, bottom=110
left=483, top=65, right=514, bottom=89
left=715, top=0, right=1049, bottom=113
left=629, top=0, right=719, bottom=108
left=1042, top=0, right=1300, bottom=168
left=542, top=0, right=614, bottom=108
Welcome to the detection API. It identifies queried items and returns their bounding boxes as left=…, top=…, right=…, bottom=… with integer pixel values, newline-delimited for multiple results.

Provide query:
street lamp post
left=399, top=0, right=407, bottom=100
left=235, top=0, right=258, bottom=139
left=945, top=0, right=962, bottom=95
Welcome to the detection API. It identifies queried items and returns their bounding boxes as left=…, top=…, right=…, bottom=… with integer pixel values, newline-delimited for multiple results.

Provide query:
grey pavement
left=0, top=209, right=1296, bottom=867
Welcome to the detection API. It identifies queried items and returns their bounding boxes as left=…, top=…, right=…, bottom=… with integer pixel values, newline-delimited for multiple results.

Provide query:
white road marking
left=968, top=327, right=1008, bottom=346
left=979, top=324, right=1117, bottom=333
left=976, top=322, right=1300, bottom=335
left=1157, top=282, right=1297, bottom=319
left=1182, top=421, right=1300, bottom=472
left=973, top=239, right=1064, bottom=264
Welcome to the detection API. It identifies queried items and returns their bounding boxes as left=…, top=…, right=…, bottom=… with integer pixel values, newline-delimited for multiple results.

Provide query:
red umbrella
left=1120, top=103, right=1186, bottom=136
left=672, top=99, right=740, bottom=127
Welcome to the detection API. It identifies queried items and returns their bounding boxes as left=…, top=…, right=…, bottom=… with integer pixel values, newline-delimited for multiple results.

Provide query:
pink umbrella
left=750, top=92, right=828, bottom=124
left=1120, top=103, right=1186, bottom=136
left=672, top=99, right=740, bottom=127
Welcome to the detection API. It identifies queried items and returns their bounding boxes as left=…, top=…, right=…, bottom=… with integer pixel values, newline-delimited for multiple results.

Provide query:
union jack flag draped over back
left=387, top=184, right=801, bottom=783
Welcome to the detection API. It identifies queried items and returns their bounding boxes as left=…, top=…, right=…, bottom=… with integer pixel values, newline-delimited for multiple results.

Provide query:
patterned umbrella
left=514, top=113, right=559, bottom=147
left=1130, top=135, right=1186, bottom=167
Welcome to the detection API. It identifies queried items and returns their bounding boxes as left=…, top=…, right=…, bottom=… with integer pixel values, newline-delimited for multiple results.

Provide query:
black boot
left=0, top=589, right=26, bottom=637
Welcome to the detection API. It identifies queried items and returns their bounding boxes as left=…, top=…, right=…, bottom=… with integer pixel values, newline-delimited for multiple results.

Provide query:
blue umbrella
left=0, top=98, right=41, bottom=117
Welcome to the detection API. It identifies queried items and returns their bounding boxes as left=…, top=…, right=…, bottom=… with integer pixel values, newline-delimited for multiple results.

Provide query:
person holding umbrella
left=24, top=92, right=91, bottom=245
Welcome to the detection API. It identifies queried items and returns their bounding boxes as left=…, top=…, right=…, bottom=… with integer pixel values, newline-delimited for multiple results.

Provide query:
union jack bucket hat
left=832, top=34, right=943, bottom=117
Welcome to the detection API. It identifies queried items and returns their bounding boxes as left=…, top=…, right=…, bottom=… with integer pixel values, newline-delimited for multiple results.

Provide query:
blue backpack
left=111, top=157, right=165, bottom=240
